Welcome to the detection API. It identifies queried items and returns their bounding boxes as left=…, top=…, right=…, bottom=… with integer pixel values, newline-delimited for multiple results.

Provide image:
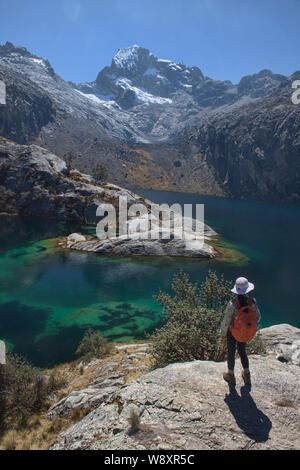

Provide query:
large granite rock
left=50, top=354, right=300, bottom=450
left=261, top=324, right=300, bottom=366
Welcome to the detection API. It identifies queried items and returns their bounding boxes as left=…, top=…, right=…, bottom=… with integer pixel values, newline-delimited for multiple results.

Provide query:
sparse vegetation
left=0, top=354, right=65, bottom=428
left=0, top=186, right=16, bottom=214
left=75, top=328, right=113, bottom=362
left=246, top=331, right=266, bottom=356
left=92, top=163, right=108, bottom=183
left=127, top=408, right=141, bottom=435
left=62, top=151, right=75, bottom=176
left=0, top=160, right=12, bottom=184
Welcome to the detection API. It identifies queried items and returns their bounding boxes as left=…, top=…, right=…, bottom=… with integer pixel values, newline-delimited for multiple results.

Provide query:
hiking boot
left=242, top=370, right=251, bottom=384
left=223, top=372, right=236, bottom=385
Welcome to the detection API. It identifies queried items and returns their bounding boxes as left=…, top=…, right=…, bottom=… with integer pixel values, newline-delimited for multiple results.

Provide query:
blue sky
left=0, top=0, right=299, bottom=84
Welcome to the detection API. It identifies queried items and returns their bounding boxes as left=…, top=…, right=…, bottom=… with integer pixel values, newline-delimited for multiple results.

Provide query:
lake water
left=0, top=190, right=299, bottom=367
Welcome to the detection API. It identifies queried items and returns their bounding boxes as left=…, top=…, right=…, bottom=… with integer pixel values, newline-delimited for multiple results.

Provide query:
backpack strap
left=233, top=295, right=254, bottom=309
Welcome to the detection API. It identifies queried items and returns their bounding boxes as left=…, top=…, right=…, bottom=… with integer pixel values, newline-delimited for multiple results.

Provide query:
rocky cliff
left=173, top=77, right=300, bottom=202
left=48, top=324, right=300, bottom=450
left=0, top=136, right=137, bottom=223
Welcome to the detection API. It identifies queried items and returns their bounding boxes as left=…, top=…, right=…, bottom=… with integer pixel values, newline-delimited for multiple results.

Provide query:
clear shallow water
left=0, top=191, right=299, bottom=367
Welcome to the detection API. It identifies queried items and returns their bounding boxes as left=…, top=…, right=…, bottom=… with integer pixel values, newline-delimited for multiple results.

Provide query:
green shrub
left=0, top=354, right=65, bottom=427
left=75, top=329, right=112, bottom=362
left=149, top=271, right=266, bottom=369
left=149, top=271, right=232, bottom=369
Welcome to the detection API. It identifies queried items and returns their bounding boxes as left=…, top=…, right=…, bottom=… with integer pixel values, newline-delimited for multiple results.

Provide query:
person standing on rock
left=220, top=277, right=261, bottom=386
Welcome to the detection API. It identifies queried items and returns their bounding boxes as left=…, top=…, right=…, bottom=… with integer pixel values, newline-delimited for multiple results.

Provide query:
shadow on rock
left=224, top=384, right=272, bottom=442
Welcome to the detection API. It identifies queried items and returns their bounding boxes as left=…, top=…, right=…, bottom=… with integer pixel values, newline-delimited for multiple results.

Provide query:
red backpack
left=229, top=298, right=257, bottom=343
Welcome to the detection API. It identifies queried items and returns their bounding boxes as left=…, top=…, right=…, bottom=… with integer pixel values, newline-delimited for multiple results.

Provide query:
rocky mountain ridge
left=0, top=42, right=299, bottom=202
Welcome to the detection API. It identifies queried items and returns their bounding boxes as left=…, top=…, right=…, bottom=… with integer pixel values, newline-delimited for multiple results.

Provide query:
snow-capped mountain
left=0, top=42, right=289, bottom=142
left=0, top=41, right=299, bottom=202
left=77, top=44, right=204, bottom=108
left=78, top=44, right=289, bottom=111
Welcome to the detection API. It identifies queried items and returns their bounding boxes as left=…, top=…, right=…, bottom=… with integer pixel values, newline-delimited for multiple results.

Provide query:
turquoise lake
left=0, top=190, right=299, bottom=367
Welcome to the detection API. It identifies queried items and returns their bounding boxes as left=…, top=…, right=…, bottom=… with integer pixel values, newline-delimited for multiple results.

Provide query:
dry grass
left=51, top=342, right=151, bottom=393
left=0, top=409, right=95, bottom=450
left=0, top=343, right=151, bottom=450
left=274, top=399, right=296, bottom=408
left=1, top=431, right=17, bottom=451
left=0, top=416, right=67, bottom=451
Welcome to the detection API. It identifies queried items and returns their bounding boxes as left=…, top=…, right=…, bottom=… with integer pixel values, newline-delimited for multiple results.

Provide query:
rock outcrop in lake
left=50, top=324, right=300, bottom=450
left=0, top=137, right=217, bottom=259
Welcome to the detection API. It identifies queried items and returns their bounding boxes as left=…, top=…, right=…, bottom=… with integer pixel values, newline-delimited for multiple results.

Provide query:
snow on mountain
left=94, top=45, right=205, bottom=105
left=114, top=78, right=172, bottom=106
left=112, top=44, right=153, bottom=72
left=74, top=89, right=120, bottom=109
left=0, top=41, right=291, bottom=144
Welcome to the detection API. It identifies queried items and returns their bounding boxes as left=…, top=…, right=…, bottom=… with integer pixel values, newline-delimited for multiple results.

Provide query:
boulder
left=261, top=324, right=300, bottom=366
left=67, top=233, right=86, bottom=243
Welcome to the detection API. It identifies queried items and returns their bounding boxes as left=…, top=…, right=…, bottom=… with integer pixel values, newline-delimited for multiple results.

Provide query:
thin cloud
left=61, top=0, right=82, bottom=23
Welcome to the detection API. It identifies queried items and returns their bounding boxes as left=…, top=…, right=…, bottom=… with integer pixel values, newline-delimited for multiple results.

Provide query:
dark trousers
left=227, top=330, right=249, bottom=371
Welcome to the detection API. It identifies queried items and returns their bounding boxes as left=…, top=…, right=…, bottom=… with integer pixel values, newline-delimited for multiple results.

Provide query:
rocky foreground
left=49, top=324, right=300, bottom=450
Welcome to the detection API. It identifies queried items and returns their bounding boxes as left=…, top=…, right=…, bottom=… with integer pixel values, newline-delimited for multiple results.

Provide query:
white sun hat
left=231, top=277, right=254, bottom=295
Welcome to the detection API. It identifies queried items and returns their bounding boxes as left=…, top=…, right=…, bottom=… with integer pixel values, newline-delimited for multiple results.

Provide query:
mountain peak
left=0, top=41, right=33, bottom=58
left=111, top=45, right=155, bottom=75
left=0, top=41, right=55, bottom=76
left=93, top=45, right=205, bottom=107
